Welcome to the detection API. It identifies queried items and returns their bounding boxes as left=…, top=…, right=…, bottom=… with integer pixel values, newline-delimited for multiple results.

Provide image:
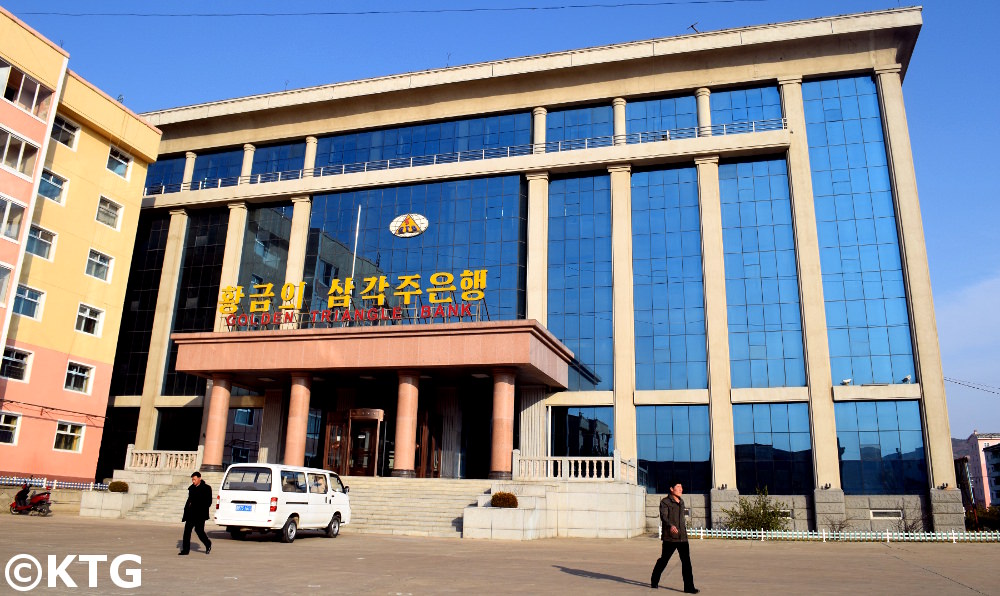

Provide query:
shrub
left=490, top=491, right=518, bottom=508
left=721, top=488, right=789, bottom=531
left=107, top=481, right=129, bottom=493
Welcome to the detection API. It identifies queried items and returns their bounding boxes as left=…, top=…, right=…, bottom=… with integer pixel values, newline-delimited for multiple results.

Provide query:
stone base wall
left=1, top=487, right=83, bottom=515
left=929, top=489, right=965, bottom=532
left=843, top=494, right=931, bottom=531
left=814, top=488, right=846, bottom=531
left=79, top=470, right=195, bottom=519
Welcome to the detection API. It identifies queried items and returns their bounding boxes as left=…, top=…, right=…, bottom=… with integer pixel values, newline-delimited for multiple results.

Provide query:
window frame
left=0, top=347, right=32, bottom=382
left=52, top=420, right=85, bottom=452
left=12, top=284, right=44, bottom=320
left=50, top=115, right=80, bottom=150
left=38, top=169, right=68, bottom=204
left=106, top=146, right=132, bottom=179
left=0, top=127, right=39, bottom=178
left=84, top=248, right=113, bottom=282
left=74, top=302, right=105, bottom=337
left=0, top=261, right=12, bottom=305
left=64, top=360, right=94, bottom=395
left=95, top=196, right=122, bottom=230
left=26, top=225, right=56, bottom=260
left=0, top=411, right=21, bottom=445
left=1, top=59, right=53, bottom=121
left=0, top=194, right=26, bottom=241
left=234, top=408, right=255, bottom=426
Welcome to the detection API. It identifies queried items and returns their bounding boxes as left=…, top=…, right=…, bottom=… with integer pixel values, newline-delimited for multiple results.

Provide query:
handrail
left=512, top=449, right=641, bottom=483
left=124, top=444, right=204, bottom=471
left=143, top=118, right=788, bottom=196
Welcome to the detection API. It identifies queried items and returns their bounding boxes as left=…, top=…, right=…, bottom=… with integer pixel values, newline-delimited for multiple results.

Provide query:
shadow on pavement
left=553, top=565, right=683, bottom=592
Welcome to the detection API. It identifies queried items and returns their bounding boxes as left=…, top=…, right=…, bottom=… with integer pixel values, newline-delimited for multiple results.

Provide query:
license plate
left=235, top=504, right=253, bottom=512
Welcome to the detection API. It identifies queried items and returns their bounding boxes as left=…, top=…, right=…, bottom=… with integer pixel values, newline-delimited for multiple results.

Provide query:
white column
left=532, top=107, right=547, bottom=154
left=240, top=143, right=255, bottom=180
left=304, top=136, right=318, bottom=174
left=613, top=97, right=627, bottom=146
left=214, top=202, right=249, bottom=332
left=526, top=171, right=549, bottom=324
left=182, top=151, right=197, bottom=186
left=609, top=163, right=636, bottom=460
left=696, top=88, right=712, bottom=137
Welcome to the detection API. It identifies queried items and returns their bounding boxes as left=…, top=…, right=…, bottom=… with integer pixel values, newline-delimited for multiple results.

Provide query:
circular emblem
left=389, top=213, right=429, bottom=238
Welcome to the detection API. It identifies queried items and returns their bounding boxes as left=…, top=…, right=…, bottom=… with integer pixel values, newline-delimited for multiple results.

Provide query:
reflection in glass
left=551, top=406, right=614, bottom=457
left=636, top=405, right=711, bottom=494
left=733, top=402, right=813, bottom=494
left=834, top=400, right=927, bottom=494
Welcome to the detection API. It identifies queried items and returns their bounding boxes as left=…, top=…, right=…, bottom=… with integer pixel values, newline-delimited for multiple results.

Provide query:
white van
left=215, top=463, right=351, bottom=543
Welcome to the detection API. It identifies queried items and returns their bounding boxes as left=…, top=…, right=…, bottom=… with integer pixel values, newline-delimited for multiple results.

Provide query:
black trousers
left=182, top=519, right=211, bottom=552
left=651, top=540, right=695, bottom=590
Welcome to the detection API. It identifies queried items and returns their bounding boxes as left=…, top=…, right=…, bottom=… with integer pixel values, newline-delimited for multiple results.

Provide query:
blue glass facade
left=551, top=406, right=614, bottom=457
left=314, top=113, right=531, bottom=171
left=191, top=149, right=243, bottom=189
left=631, top=167, right=706, bottom=390
left=303, top=175, right=526, bottom=322
left=804, top=76, right=915, bottom=385
left=546, top=105, right=613, bottom=146
left=834, top=400, right=927, bottom=494
left=238, top=204, right=294, bottom=290
left=636, top=405, right=711, bottom=494
left=721, top=159, right=805, bottom=388
left=625, top=95, right=697, bottom=139
left=250, top=142, right=305, bottom=182
left=734, top=402, right=813, bottom=495
left=548, top=175, right=614, bottom=391
left=710, top=86, right=782, bottom=129
left=144, top=156, right=186, bottom=193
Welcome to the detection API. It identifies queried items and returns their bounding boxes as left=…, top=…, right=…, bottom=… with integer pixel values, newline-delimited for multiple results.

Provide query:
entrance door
left=323, top=412, right=349, bottom=475
left=349, top=420, right=379, bottom=476
left=416, top=410, right=443, bottom=478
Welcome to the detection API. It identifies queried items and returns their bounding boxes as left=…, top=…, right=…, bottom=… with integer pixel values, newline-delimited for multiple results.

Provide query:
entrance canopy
left=171, top=320, right=572, bottom=389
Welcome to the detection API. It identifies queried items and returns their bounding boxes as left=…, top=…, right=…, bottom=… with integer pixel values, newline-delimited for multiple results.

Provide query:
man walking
left=179, top=471, right=213, bottom=555
left=650, top=481, right=698, bottom=593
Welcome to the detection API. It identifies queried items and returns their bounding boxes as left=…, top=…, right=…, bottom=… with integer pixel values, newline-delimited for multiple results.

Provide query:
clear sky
left=8, top=0, right=998, bottom=437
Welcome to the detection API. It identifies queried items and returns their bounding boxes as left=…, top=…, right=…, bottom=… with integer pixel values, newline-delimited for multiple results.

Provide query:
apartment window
left=50, top=116, right=79, bottom=148
left=96, top=197, right=121, bottom=229
left=0, top=196, right=25, bottom=240
left=0, top=412, right=20, bottom=444
left=0, top=129, right=38, bottom=176
left=0, top=264, right=10, bottom=303
left=53, top=421, right=84, bottom=451
left=64, top=362, right=93, bottom=393
left=0, top=348, right=30, bottom=381
left=2, top=61, right=53, bottom=119
left=75, top=304, right=104, bottom=335
left=38, top=170, right=67, bottom=203
left=234, top=408, right=255, bottom=426
left=85, top=249, right=112, bottom=281
left=106, top=147, right=131, bottom=178
left=13, top=285, right=43, bottom=319
left=26, top=226, right=55, bottom=259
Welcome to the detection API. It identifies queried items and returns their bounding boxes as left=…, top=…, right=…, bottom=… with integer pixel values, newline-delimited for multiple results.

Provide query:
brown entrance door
left=416, top=410, right=443, bottom=478
left=349, top=420, right=379, bottom=476
left=323, top=411, right=349, bottom=475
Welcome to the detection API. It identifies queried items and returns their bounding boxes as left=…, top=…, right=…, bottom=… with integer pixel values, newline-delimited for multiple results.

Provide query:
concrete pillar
left=609, top=163, right=637, bottom=461
left=201, top=375, right=232, bottom=472
left=612, top=97, right=627, bottom=146
left=304, top=136, right=318, bottom=175
left=696, top=156, right=736, bottom=491
left=285, top=197, right=312, bottom=285
left=532, top=107, right=547, bottom=154
left=392, top=370, right=419, bottom=477
left=696, top=88, right=712, bottom=137
left=779, top=77, right=842, bottom=494
left=215, top=201, right=249, bottom=332
left=489, top=369, right=517, bottom=480
left=134, top=209, right=188, bottom=450
left=257, top=389, right=284, bottom=464
left=526, top=171, right=549, bottom=324
left=182, top=151, right=197, bottom=186
left=240, top=143, right=255, bottom=179
left=518, top=386, right=547, bottom=458
left=283, top=375, right=311, bottom=466
left=875, top=65, right=956, bottom=493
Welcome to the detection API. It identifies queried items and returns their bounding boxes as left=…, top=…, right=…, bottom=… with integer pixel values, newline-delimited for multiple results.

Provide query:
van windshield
left=223, top=467, right=272, bottom=491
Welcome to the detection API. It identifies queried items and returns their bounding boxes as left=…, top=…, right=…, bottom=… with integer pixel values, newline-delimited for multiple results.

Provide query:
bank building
left=89, top=7, right=964, bottom=533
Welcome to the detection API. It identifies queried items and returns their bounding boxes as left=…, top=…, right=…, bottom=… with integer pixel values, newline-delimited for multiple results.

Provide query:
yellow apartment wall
left=59, top=73, right=161, bottom=163
left=0, top=9, right=67, bottom=90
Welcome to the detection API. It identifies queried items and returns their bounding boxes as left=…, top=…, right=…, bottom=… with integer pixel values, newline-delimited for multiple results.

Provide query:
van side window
left=222, top=467, right=272, bottom=491
left=281, top=470, right=306, bottom=493
left=308, top=473, right=328, bottom=494
left=330, top=474, right=345, bottom=493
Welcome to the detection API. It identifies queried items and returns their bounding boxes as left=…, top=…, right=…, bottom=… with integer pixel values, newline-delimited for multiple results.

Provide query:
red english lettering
left=448, top=304, right=459, bottom=317
left=434, top=305, right=445, bottom=318
left=393, top=306, right=402, bottom=319
left=284, top=311, right=295, bottom=323
left=421, top=305, right=431, bottom=317
left=321, top=310, right=331, bottom=323
left=461, top=303, right=471, bottom=316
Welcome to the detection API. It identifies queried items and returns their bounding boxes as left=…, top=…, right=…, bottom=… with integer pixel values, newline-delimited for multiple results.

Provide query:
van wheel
left=325, top=515, right=341, bottom=538
left=280, top=517, right=297, bottom=543
left=229, top=528, right=247, bottom=540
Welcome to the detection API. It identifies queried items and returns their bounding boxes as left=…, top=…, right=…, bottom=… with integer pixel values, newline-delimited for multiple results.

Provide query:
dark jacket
left=659, top=495, right=688, bottom=542
left=182, top=481, right=213, bottom=522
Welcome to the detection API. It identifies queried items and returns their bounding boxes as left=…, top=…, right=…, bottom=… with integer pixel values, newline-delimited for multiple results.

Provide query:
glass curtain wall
left=546, top=105, right=613, bottom=149
left=631, top=166, right=706, bottom=390
left=710, top=86, right=782, bottom=132
left=733, top=402, right=813, bottom=494
left=636, top=405, right=711, bottom=494
left=721, top=158, right=806, bottom=388
left=548, top=174, right=614, bottom=391
left=250, top=142, right=306, bottom=182
left=550, top=406, right=614, bottom=457
left=144, top=156, right=186, bottom=194
left=238, top=203, right=293, bottom=292
left=804, top=76, right=915, bottom=386
left=834, top=400, right=927, bottom=494
left=191, top=149, right=243, bottom=189
left=625, top=95, right=698, bottom=141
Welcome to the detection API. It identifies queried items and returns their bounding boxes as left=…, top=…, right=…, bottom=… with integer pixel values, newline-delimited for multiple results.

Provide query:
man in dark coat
left=179, top=471, right=213, bottom=555
left=650, top=481, right=698, bottom=593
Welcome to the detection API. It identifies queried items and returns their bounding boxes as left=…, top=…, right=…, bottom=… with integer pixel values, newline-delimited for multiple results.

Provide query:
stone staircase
left=124, top=472, right=225, bottom=523
left=340, top=476, right=494, bottom=538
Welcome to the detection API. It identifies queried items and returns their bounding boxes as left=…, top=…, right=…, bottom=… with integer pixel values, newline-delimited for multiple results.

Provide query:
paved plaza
left=0, top=516, right=996, bottom=595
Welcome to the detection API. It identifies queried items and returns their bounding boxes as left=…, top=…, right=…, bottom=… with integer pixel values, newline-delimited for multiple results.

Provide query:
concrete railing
left=512, top=449, right=641, bottom=484
left=124, top=444, right=204, bottom=471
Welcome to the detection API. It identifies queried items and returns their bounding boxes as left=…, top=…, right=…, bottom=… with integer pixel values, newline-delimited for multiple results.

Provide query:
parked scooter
left=9, top=482, right=52, bottom=516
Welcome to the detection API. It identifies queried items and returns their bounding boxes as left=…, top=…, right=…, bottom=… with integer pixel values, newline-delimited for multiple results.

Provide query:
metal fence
left=0, top=475, right=107, bottom=491
left=675, top=527, right=1000, bottom=543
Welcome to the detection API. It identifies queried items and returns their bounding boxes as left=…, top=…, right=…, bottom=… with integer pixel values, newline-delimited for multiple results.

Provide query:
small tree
left=721, top=488, right=789, bottom=531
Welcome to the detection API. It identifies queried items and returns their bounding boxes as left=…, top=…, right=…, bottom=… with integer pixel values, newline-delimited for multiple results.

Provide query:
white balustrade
left=124, top=444, right=205, bottom=471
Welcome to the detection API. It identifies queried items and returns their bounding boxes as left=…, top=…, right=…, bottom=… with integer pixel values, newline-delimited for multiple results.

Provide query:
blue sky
left=8, top=1, right=998, bottom=437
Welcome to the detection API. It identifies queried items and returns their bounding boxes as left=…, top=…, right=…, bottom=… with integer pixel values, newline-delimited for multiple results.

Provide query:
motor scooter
left=9, top=484, right=52, bottom=516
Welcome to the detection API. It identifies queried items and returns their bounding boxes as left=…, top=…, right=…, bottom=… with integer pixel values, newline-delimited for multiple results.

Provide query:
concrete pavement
left=0, top=516, right=996, bottom=595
